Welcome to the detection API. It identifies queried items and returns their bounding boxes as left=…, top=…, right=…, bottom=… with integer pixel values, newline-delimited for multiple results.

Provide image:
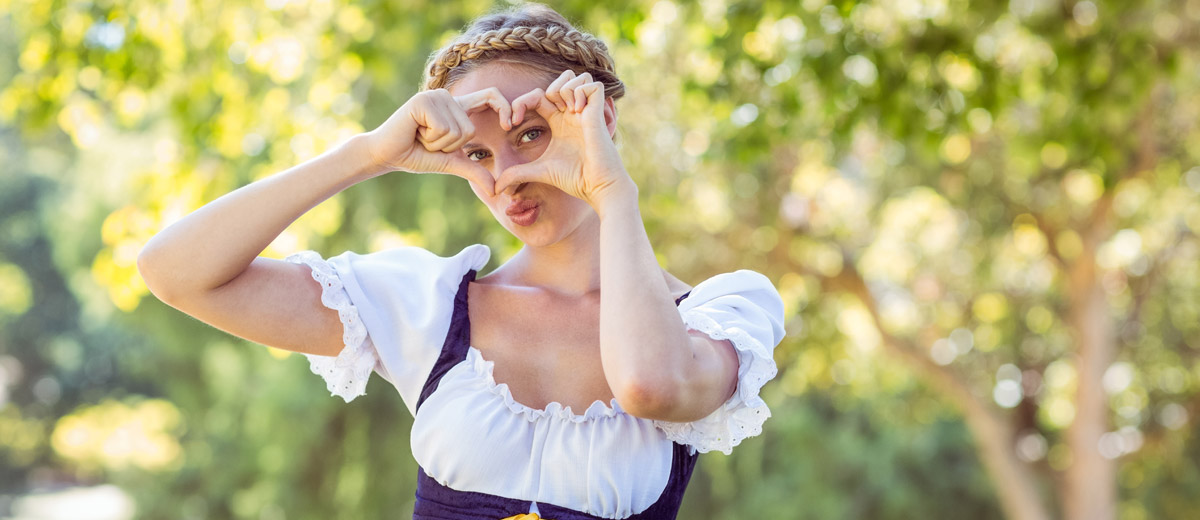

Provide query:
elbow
left=137, top=241, right=178, bottom=305
left=613, top=375, right=684, bottom=420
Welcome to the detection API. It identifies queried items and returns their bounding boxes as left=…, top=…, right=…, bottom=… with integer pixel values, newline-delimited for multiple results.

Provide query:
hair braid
left=423, top=14, right=625, bottom=100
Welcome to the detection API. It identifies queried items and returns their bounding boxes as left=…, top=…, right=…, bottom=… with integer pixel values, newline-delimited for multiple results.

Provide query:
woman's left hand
left=494, top=70, right=636, bottom=211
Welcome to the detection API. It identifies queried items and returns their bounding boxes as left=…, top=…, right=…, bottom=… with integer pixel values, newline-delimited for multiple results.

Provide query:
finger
left=417, top=125, right=447, bottom=148
left=456, top=87, right=513, bottom=131
left=579, top=81, right=605, bottom=117
left=414, top=100, right=454, bottom=149
left=445, top=130, right=474, bottom=153
left=511, top=88, right=555, bottom=126
left=420, top=126, right=460, bottom=152
left=415, top=109, right=451, bottom=146
left=573, top=85, right=588, bottom=114
left=447, top=153, right=496, bottom=196
left=494, top=161, right=544, bottom=195
left=424, top=118, right=465, bottom=152
left=420, top=99, right=463, bottom=151
left=544, top=70, right=576, bottom=112
left=561, top=72, right=593, bottom=113
left=441, top=96, right=476, bottom=152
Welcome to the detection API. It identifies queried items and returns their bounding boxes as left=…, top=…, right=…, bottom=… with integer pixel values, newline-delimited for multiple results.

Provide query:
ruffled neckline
left=464, top=347, right=625, bottom=424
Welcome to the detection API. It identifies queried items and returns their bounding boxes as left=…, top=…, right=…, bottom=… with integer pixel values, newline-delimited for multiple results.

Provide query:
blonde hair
left=423, top=4, right=625, bottom=100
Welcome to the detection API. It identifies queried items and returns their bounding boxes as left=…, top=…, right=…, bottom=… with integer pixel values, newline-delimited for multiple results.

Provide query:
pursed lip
left=505, top=199, right=540, bottom=216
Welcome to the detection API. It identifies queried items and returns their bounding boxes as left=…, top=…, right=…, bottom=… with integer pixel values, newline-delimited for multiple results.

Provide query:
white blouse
left=286, top=245, right=785, bottom=520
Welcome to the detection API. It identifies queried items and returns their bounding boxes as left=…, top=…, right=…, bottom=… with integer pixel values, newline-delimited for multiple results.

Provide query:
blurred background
left=1, top=0, right=1199, bottom=518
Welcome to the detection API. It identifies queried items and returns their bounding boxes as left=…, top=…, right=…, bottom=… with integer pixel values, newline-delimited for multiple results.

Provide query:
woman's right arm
left=138, top=135, right=380, bottom=356
left=137, top=88, right=509, bottom=356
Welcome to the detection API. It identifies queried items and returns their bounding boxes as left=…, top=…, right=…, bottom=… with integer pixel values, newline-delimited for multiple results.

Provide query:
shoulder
left=322, top=244, right=491, bottom=295
left=660, top=269, right=693, bottom=303
left=655, top=269, right=786, bottom=455
left=330, top=243, right=491, bottom=277
left=676, top=270, right=785, bottom=342
left=664, top=269, right=781, bottom=303
left=314, top=243, right=492, bottom=331
left=676, top=270, right=780, bottom=309
left=291, top=244, right=492, bottom=412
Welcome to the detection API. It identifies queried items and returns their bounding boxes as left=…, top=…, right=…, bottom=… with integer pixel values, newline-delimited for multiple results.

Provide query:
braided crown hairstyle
left=423, top=3, right=625, bottom=100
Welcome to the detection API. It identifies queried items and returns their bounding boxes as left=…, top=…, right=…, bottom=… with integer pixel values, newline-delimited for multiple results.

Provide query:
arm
left=138, top=88, right=510, bottom=356
left=593, top=186, right=740, bottom=422
left=138, top=135, right=377, bottom=356
left=497, top=71, right=739, bottom=421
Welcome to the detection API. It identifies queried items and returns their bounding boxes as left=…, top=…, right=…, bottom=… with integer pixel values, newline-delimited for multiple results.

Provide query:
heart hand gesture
left=495, top=70, right=636, bottom=210
left=364, top=88, right=514, bottom=195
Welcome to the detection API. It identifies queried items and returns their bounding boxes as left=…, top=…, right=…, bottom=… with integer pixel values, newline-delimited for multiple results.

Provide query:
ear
left=603, top=97, right=618, bottom=138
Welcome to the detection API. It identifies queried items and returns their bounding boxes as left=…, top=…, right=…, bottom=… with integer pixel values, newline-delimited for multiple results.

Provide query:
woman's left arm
left=592, top=186, right=741, bottom=422
left=497, top=70, right=739, bottom=422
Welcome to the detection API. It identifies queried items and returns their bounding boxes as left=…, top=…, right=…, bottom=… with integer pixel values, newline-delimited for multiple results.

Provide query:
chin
left=503, top=221, right=566, bottom=247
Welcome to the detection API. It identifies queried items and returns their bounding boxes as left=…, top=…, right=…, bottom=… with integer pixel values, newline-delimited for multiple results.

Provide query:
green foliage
left=2, top=0, right=1199, bottom=518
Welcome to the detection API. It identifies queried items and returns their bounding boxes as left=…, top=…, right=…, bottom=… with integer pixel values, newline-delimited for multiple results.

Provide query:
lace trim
left=286, top=251, right=378, bottom=403
left=465, top=347, right=624, bottom=424
left=653, top=309, right=778, bottom=455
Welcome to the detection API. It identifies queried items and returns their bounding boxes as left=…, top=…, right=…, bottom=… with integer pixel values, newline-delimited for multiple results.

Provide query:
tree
left=1, top=0, right=1198, bottom=518
left=631, top=1, right=1200, bottom=518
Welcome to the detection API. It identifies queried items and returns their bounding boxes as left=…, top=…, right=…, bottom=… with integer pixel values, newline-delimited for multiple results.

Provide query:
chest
left=467, top=284, right=611, bottom=411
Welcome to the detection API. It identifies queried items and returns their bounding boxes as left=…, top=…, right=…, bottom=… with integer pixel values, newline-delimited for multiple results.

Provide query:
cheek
left=470, top=183, right=502, bottom=211
left=552, top=191, right=595, bottom=221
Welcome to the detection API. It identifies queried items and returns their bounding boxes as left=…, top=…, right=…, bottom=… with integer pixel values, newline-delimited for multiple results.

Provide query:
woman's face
left=447, top=62, right=600, bottom=248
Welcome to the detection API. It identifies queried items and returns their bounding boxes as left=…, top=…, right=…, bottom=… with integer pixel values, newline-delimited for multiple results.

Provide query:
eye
left=519, top=128, right=543, bottom=144
left=465, top=149, right=491, bottom=161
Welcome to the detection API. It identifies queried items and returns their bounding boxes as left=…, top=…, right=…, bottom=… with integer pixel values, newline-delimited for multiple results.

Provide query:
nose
left=489, top=146, right=534, bottom=198
left=490, top=145, right=525, bottom=179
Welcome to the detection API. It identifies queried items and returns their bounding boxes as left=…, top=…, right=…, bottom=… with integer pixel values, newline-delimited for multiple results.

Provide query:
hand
left=363, top=88, right=513, bottom=195
left=495, top=70, right=636, bottom=209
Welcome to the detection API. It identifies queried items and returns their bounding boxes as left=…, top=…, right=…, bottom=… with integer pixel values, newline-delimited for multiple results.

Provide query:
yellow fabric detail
left=500, top=514, right=547, bottom=520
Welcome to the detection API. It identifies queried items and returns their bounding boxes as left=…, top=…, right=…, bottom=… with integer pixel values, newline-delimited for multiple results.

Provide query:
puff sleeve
left=285, top=244, right=490, bottom=414
left=653, top=270, right=786, bottom=455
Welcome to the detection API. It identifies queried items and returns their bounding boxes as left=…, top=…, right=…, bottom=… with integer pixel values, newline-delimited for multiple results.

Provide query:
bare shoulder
left=661, top=269, right=692, bottom=302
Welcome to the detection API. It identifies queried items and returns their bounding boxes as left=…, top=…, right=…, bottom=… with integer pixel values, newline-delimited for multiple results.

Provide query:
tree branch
left=992, top=184, right=1069, bottom=271
left=829, top=254, right=1053, bottom=520
left=1123, top=229, right=1194, bottom=342
left=831, top=257, right=983, bottom=415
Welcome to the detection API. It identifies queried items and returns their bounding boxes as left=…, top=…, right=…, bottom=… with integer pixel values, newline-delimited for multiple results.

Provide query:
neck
left=505, top=214, right=602, bottom=296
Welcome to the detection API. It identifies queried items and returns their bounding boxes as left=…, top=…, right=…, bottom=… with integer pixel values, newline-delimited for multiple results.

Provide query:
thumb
left=445, top=154, right=496, bottom=196
left=495, top=160, right=545, bottom=195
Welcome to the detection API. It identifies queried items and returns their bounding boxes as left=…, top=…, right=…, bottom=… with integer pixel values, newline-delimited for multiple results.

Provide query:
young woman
left=138, top=4, right=784, bottom=519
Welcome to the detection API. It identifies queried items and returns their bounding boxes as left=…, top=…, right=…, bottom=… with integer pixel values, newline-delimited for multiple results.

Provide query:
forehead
left=447, top=62, right=554, bottom=102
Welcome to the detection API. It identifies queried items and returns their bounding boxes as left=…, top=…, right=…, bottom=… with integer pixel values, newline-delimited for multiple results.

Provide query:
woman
left=138, top=4, right=784, bottom=519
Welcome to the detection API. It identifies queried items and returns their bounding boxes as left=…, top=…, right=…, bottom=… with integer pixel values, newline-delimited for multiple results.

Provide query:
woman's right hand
left=363, top=88, right=512, bottom=196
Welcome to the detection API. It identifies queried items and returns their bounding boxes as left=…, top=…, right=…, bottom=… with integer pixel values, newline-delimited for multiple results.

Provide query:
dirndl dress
left=286, top=244, right=785, bottom=520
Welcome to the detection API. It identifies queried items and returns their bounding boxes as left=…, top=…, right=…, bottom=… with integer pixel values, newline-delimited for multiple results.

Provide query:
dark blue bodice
left=411, top=271, right=697, bottom=520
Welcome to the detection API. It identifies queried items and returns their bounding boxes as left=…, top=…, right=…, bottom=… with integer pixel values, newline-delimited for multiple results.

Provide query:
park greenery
left=2, top=0, right=1199, bottom=518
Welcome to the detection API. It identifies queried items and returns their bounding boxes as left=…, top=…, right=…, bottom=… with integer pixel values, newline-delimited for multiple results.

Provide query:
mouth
left=505, top=198, right=540, bottom=227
